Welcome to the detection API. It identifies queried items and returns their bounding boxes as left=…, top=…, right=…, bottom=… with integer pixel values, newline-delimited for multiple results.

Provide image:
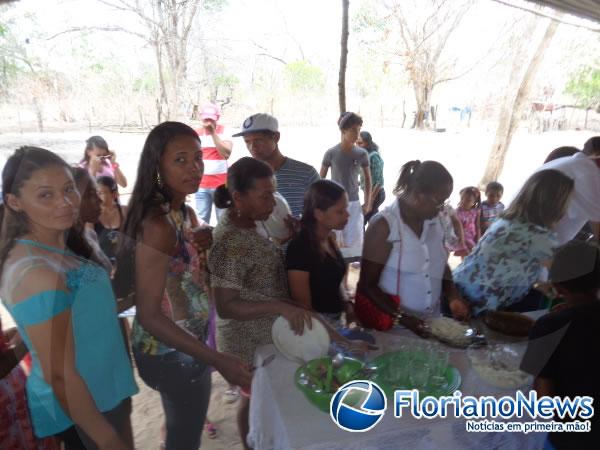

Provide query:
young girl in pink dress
left=454, top=186, right=481, bottom=258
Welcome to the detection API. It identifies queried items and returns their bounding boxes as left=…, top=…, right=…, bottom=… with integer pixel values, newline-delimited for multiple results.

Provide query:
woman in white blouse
left=355, top=160, right=469, bottom=334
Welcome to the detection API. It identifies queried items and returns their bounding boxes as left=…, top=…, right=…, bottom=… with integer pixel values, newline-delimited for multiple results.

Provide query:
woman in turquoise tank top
left=0, top=147, right=137, bottom=449
left=114, top=122, right=251, bottom=450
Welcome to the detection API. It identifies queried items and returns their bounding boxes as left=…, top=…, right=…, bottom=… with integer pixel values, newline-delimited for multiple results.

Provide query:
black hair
left=71, top=166, right=109, bottom=263
left=459, top=186, right=481, bottom=208
left=214, top=157, right=274, bottom=209
left=583, top=136, right=600, bottom=156
left=359, top=131, right=379, bottom=153
left=254, top=130, right=277, bottom=139
left=338, top=112, right=363, bottom=130
left=0, top=147, right=95, bottom=275
left=72, top=166, right=92, bottom=185
left=81, top=135, right=110, bottom=164
left=485, top=181, right=504, bottom=194
left=96, top=175, right=122, bottom=209
left=114, top=121, right=200, bottom=297
left=301, top=180, right=346, bottom=259
left=550, top=240, right=600, bottom=294
left=71, top=166, right=97, bottom=222
left=544, top=146, right=580, bottom=163
left=393, top=160, right=453, bottom=196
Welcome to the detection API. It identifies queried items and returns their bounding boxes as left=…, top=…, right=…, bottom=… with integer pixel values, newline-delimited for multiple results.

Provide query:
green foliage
left=284, top=60, right=325, bottom=93
left=202, top=0, right=228, bottom=14
left=213, top=72, right=238, bottom=89
left=133, top=66, right=158, bottom=93
left=352, top=0, right=386, bottom=36
left=565, top=64, right=600, bottom=110
left=89, top=62, right=104, bottom=74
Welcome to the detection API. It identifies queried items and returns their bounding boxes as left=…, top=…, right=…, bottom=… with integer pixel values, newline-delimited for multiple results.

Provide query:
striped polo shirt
left=197, top=124, right=230, bottom=189
left=275, top=157, right=320, bottom=218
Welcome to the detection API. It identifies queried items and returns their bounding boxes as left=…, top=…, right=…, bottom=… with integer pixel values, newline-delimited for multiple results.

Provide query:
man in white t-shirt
left=535, top=137, right=600, bottom=244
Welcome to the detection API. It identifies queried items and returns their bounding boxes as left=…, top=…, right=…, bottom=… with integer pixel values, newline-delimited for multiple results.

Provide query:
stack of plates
left=272, top=316, right=330, bottom=363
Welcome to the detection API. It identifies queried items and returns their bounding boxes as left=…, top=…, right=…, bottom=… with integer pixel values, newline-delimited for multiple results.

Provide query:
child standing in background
left=480, top=181, right=504, bottom=235
left=454, top=186, right=481, bottom=257
left=439, top=203, right=464, bottom=252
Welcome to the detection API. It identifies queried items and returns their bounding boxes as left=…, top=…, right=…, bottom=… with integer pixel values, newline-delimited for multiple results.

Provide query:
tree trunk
left=156, top=98, right=162, bottom=124
left=32, top=96, right=43, bottom=132
left=17, top=108, right=23, bottom=134
left=585, top=108, right=590, bottom=129
left=413, top=82, right=431, bottom=129
left=480, top=17, right=560, bottom=186
left=338, top=0, right=349, bottom=115
left=401, top=99, right=406, bottom=128
left=154, top=41, right=168, bottom=122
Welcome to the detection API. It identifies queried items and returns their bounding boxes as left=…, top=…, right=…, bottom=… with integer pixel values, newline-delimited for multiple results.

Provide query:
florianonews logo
left=330, top=380, right=387, bottom=432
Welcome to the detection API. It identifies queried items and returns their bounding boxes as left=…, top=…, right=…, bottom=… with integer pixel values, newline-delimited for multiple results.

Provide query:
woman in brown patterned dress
left=209, top=157, right=313, bottom=450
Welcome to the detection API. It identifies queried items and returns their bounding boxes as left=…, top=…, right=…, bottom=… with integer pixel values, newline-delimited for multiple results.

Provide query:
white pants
left=336, top=200, right=364, bottom=259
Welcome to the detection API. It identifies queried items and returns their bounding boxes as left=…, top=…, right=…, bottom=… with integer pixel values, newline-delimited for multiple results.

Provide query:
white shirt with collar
left=534, top=152, right=600, bottom=244
left=376, top=199, right=448, bottom=318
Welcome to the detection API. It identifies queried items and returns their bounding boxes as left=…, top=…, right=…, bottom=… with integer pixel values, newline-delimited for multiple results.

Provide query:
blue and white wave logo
left=330, top=380, right=387, bottom=432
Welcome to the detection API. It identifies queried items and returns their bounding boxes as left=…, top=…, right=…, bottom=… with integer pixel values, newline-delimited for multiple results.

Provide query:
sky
left=2, top=0, right=598, bottom=123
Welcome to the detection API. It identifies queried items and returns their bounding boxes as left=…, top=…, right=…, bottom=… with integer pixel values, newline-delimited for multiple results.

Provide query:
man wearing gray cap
left=233, top=113, right=320, bottom=218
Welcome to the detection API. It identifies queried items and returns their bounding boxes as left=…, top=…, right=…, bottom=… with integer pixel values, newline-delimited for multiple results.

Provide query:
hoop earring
left=156, top=173, right=163, bottom=188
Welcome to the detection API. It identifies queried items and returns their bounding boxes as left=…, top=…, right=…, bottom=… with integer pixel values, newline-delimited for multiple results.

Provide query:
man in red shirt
left=195, top=104, right=233, bottom=224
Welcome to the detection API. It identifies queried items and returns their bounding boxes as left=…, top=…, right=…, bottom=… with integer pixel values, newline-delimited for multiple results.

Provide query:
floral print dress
left=132, top=208, right=210, bottom=355
left=453, top=218, right=558, bottom=315
left=454, top=207, right=479, bottom=255
left=0, top=318, right=59, bottom=450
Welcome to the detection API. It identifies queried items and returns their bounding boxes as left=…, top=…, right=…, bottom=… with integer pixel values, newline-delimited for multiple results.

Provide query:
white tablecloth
left=248, top=322, right=548, bottom=450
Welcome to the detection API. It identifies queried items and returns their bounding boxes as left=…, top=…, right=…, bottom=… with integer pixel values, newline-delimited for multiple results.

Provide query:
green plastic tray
left=294, top=357, right=363, bottom=413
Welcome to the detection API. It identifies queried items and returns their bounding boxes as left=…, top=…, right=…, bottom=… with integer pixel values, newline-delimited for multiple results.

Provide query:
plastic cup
left=428, top=346, right=449, bottom=390
left=408, top=360, right=431, bottom=394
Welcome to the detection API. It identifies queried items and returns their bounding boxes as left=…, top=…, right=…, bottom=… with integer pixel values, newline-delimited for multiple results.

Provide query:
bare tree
left=480, top=15, right=561, bottom=185
left=385, top=0, right=475, bottom=129
left=98, top=0, right=201, bottom=121
left=0, top=18, right=54, bottom=132
left=339, top=0, right=349, bottom=115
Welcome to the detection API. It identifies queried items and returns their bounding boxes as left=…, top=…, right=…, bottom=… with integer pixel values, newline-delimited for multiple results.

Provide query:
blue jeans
left=195, top=188, right=222, bottom=224
left=133, top=350, right=211, bottom=450
left=58, top=399, right=132, bottom=450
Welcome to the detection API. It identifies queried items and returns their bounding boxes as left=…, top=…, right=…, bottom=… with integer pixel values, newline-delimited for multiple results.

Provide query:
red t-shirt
left=196, top=124, right=229, bottom=189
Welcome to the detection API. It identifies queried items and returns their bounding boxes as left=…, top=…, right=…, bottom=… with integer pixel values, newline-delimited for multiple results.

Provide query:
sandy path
left=131, top=368, right=243, bottom=450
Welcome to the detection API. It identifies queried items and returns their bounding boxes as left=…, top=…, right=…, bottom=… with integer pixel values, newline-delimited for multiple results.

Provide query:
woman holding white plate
left=209, top=157, right=313, bottom=450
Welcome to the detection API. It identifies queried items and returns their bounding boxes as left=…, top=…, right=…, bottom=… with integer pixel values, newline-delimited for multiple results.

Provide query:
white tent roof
left=526, top=0, right=600, bottom=22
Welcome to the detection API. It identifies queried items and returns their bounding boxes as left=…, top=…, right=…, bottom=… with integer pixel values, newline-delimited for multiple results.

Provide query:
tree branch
left=182, top=0, right=200, bottom=43
left=46, top=26, right=148, bottom=42
left=97, top=0, right=163, bottom=30
left=0, top=48, right=37, bottom=72
left=256, top=53, right=287, bottom=65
